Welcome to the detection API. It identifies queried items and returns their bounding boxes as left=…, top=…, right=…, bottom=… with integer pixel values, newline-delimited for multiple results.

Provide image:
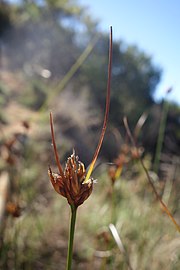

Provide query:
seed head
left=48, top=151, right=93, bottom=207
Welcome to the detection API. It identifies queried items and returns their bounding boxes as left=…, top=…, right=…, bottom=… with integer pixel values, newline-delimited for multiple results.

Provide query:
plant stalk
left=111, top=184, right=116, bottom=224
left=153, top=99, right=169, bottom=174
left=66, top=204, right=77, bottom=270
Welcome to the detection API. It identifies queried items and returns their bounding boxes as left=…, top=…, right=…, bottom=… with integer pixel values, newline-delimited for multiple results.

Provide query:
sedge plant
left=108, top=113, right=147, bottom=224
left=123, top=116, right=180, bottom=233
left=48, top=26, right=113, bottom=270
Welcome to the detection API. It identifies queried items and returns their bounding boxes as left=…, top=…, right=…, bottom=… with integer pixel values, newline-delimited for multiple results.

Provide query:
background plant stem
left=111, top=184, right=116, bottom=224
left=66, top=205, right=77, bottom=270
left=154, top=99, right=169, bottom=174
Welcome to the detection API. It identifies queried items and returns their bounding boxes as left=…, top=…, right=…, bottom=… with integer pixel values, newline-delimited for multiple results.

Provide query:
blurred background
left=0, top=0, right=179, bottom=269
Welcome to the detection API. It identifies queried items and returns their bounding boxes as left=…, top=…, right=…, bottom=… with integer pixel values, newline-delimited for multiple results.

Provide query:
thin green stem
left=66, top=205, right=77, bottom=270
left=154, top=99, right=169, bottom=174
left=111, top=184, right=116, bottom=224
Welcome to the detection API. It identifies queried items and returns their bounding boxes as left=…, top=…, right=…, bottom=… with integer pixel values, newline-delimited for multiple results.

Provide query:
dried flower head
left=108, top=153, right=127, bottom=185
left=6, top=201, right=21, bottom=218
left=48, top=150, right=93, bottom=207
left=48, top=26, right=113, bottom=208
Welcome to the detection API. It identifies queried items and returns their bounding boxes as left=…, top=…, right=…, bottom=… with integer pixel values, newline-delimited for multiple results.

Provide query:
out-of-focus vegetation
left=0, top=0, right=179, bottom=269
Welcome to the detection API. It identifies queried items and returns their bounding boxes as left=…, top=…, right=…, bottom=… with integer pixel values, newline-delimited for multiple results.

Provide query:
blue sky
left=79, top=0, right=180, bottom=104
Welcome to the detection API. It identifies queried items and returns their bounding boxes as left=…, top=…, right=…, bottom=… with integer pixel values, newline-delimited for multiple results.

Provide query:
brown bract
left=48, top=151, right=93, bottom=207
